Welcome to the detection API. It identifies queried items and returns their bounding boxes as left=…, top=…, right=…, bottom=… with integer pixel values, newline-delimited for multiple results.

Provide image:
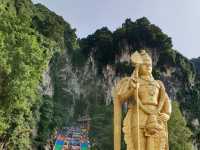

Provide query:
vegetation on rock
left=0, top=4, right=56, bottom=149
left=0, top=0, right=199, bottom=149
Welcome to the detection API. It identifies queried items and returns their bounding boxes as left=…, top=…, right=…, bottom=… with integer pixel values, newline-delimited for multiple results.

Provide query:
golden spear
left=131, top=51, right=143, bottom=150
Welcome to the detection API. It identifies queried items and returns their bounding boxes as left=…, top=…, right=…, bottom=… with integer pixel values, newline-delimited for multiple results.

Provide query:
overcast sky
left=32, top=0, right=200, bottom=59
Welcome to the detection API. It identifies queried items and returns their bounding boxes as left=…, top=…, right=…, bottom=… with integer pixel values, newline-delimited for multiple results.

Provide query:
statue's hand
left=158, top=113, right=170, bottom=122
left=145, top=115, right=163, bottom=136
left=145, top=124, right=162, bottom=135
left=113, top=77, right=135, bottom=102
left=129, top=77, right=138, bottom=89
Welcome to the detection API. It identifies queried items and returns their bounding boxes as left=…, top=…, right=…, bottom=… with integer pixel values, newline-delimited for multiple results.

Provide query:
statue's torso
left=126, top=78, right=161, bottom=128
left=138, top=78, right=160, bottom=106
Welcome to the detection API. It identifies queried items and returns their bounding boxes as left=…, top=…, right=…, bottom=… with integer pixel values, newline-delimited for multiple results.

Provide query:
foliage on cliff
left=31, top=3, right=79, bottom=148
left=32, top=4, right=78, bottom=51
left=79, top=18, right=195, bottom=83
left=31, top=3, right=81, bottom=148
left=80, top=17, right=173, bottom=73
left=0, top=4, right=56, bottom=149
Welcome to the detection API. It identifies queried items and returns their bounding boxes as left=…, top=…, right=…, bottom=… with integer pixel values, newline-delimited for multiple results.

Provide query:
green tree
left=0, top=5, right=56, bottom=149
left=34, top=95, right=54, bottom=148
left=168, top=101, right=193, bottom=150
left=89, top=105, right=113, bottom=150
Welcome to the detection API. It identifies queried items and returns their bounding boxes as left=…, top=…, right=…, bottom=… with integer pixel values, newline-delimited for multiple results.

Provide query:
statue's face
left=139, top=63, right=152, bottom=76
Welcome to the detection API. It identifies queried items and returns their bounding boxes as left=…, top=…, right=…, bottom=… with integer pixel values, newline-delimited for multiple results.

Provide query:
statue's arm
left=158, top=81, right=172, bottom=121
left=113, top=77, right=136, bottom=103
left=161, top=93, right=171, bottom=116
left=113, top=77, right=136, bottom=150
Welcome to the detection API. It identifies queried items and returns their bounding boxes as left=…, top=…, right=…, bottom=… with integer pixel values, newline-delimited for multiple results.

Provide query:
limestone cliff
left=191, top=57, right=200, bottom=75
left=0, top=0, right=199, bottom=149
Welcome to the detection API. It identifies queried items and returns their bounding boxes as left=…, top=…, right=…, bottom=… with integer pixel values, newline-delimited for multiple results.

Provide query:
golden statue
left=113, top=50, right=171, bottom=150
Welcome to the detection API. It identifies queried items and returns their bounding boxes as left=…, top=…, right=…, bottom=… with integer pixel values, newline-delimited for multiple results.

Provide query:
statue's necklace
left=140, top=76, right=156, bottom=101
left=140, top=76, right=154, bottom=82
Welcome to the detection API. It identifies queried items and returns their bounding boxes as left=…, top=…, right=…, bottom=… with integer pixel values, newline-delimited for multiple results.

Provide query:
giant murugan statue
left=113, top=50, right=171, bottom=150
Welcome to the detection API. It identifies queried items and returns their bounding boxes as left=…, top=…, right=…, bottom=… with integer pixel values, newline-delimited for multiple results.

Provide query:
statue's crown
left=131, top=50, right=152, bottom=65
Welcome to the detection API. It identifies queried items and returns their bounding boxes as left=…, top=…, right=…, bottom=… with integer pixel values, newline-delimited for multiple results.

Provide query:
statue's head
left=131, top=50, right=152, bottom=76
left=138, top=50, right=152, bottom=76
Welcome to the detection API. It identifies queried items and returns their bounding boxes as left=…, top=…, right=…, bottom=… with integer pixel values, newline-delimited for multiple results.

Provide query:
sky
left=32, top=0, right=200, bottom=59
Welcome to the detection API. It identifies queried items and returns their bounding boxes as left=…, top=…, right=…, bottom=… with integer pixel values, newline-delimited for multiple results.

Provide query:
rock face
left=49, top=46, right=195, bottom=115
left=191, top=57, right=200, bottom=75
left=40, top=65, right=54, bottom=97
